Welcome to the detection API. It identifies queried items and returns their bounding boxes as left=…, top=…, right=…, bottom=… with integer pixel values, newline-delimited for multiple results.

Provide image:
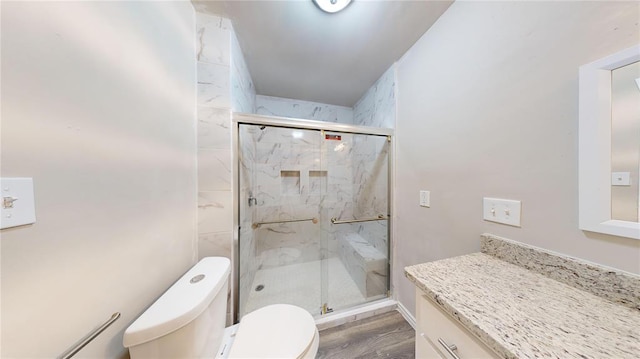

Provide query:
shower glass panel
left=237, top=119, right=390, bottom=319
left=238, top=124, right=324, bottom=317
left=322, top=131, right=390, bottom=313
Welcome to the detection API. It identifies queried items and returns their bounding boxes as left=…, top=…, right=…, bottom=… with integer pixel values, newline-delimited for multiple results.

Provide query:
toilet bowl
left=123, top=257, right=319, bottom=359
left=227, top=304, right=319, bottom=359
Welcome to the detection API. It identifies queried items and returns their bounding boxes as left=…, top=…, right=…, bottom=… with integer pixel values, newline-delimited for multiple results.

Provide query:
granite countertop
left=405, top=238, right=640, bottom=359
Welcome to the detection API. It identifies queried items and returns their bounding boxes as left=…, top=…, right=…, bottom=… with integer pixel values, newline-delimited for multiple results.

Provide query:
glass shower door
left=238, top=124, right=325, bottom=317
left=320, top=131, right=390, bottom=314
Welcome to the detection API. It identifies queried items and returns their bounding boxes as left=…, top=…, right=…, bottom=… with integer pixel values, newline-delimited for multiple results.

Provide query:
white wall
left=1, top=2, right=197, bottom=358
left=395, top=1, right=640, bottom=316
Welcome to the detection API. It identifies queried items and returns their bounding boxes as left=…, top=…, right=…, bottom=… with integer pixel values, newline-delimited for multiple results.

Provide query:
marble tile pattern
left=196, top=12, right=257, bottom=322
left=197, top=149, right=231, bottom=191
left=197, top=53, right=230, bottom=109
left=197, top=107, right=231, bottom=149
left=197, top=191, right=232, bottom=234
left=198, top=231, right=232, bottom=259
left=196, top=12, right=231, bottom=66
left=351, top=134, right=389, bottom=253
left=196, top=11, right=235, bottom=252
left=405, top=253, right=640, bottom=359
left=481, top=234, right=640, bottom=310
left=230, top=29, right=255, bottom=113
left=353, top=64, right=396, bottom=128
left=256, top=95, right=354, bottom=124
left=247, top=126, right=328, bottom=272
left=237, top=121, right=391, bottom=311
left=338, top=233, right=388, bottom=298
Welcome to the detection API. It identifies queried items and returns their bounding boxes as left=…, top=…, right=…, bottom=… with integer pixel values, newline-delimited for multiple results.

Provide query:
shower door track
left=231, top=112, right=395, bottom=323
left=233, top=113, right=394, bottom=137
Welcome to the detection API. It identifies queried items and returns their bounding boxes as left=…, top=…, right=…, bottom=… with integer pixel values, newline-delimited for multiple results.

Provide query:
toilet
left=123, top=257, right=319, bottom=358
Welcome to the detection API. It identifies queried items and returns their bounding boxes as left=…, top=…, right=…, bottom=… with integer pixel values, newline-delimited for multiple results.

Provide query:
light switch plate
left=483, top=197, right=521, bottom=227
left=611, top=172, right=630, bottom=186
left=419, top=190, right=430, bottom=207
left=1, top=178, right=36, bottom=229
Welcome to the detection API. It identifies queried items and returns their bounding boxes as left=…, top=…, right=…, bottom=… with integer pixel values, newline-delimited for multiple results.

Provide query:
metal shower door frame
left=231, top=112, right=394, bottom=323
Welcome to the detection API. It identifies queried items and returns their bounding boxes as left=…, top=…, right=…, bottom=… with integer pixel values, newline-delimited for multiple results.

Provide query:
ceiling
left=192, top=0, right=453, bottom=107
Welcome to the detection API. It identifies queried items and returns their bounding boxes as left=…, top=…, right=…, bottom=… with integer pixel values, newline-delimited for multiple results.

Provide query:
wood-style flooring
left=317, top=310, right=415, bottom=359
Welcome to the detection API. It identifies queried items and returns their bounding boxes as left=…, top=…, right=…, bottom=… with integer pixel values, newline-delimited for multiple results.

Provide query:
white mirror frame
left=579, top=44, right=640, bottom=240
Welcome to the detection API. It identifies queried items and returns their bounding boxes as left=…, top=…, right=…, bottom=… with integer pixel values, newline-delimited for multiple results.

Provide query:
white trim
left=578, top=45, right=640, bottom=240
left=396, top=301, right=416, bottom=330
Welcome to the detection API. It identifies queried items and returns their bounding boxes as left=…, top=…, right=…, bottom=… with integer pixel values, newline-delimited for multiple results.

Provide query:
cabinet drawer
left=416, top=331, right=444, bottom=359
left=416, top=291, right=500, bottom=359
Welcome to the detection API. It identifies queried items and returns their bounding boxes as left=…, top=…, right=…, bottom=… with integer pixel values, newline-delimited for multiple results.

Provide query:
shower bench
left=338, top=233, right=388, bottom=298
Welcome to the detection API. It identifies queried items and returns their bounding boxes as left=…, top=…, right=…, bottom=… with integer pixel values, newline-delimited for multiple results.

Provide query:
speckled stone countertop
left=405, top=237, right=640, bottom=359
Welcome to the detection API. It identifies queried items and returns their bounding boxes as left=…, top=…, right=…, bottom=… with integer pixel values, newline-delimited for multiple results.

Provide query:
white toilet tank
left=123, top=257, right=231, bottom=359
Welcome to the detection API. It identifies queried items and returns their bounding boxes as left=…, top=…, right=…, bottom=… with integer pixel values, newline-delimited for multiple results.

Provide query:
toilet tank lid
left=122, top=257, right=231, bottom=348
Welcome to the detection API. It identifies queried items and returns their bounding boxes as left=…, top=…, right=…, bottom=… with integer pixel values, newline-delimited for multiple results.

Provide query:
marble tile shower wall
left=195, top=12, right=256, bottom=323
left=248, top=133, right=388, bottom=245
left=196, top=12, right=232, bottom=263
left=231, top=30, right=256, bottom=113
left=353, top=64, right=396, bottom=128
left=340, top=65, right=395, bottom=297
left=333, top=134, right=390, bottom=299
left=246, top=128, right=390, bottom=300
left=195, top=14, right=397, bottom=309
left=256, top=95, right=354, bottom=124
left=246, top=66, right=396, bottom=296
left=251, top=127, right=332, bottom=268
left=352, top=135, right=390, bottom=253
left=244, top=127, right=357, bottom=267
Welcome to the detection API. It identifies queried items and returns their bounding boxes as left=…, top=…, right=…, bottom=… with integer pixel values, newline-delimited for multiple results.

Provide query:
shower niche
left=236, top=114, right=392, bottom=319
left=280, top=170, right=301, bottom=195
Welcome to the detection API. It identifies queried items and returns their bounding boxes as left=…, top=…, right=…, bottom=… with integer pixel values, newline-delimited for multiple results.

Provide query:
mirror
left=579, top=45, right=640, bottom=239
left=611, top=61, right=640, bottom=222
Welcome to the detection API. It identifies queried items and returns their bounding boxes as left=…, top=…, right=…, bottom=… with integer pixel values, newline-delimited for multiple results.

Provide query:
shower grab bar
left=331, top=214, right=388, bottom=224
left=252, top=217, right=318, bottom=229
left=58, top=312, right=120, bottom=359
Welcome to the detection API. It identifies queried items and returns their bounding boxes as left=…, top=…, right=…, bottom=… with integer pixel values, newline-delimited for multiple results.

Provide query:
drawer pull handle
left=438, top=338, right=460, bottom=359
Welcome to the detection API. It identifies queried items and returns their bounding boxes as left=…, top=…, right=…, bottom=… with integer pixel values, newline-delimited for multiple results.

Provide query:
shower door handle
left=252, top=217, right=319, bottom=229
left=330, top=214, right=388, bottom=224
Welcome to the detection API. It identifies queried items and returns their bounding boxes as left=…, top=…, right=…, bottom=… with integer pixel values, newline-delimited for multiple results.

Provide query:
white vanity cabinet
left=415, top=291, right=500, bottom=359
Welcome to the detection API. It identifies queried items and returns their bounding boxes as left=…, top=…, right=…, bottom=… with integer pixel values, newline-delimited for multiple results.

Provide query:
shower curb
left=315, top=299, right=398, bottom=331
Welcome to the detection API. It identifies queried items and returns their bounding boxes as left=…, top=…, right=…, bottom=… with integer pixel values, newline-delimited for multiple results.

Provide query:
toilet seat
left=228, top=304, right=319, bottom=359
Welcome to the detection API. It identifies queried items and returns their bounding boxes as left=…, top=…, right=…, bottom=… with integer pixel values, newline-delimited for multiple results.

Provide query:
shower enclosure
left=234, top=113, right=392, bottom=319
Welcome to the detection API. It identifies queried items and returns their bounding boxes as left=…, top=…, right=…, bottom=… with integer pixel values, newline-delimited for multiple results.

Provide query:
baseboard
left=396, top=301, right=416, bottom=329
